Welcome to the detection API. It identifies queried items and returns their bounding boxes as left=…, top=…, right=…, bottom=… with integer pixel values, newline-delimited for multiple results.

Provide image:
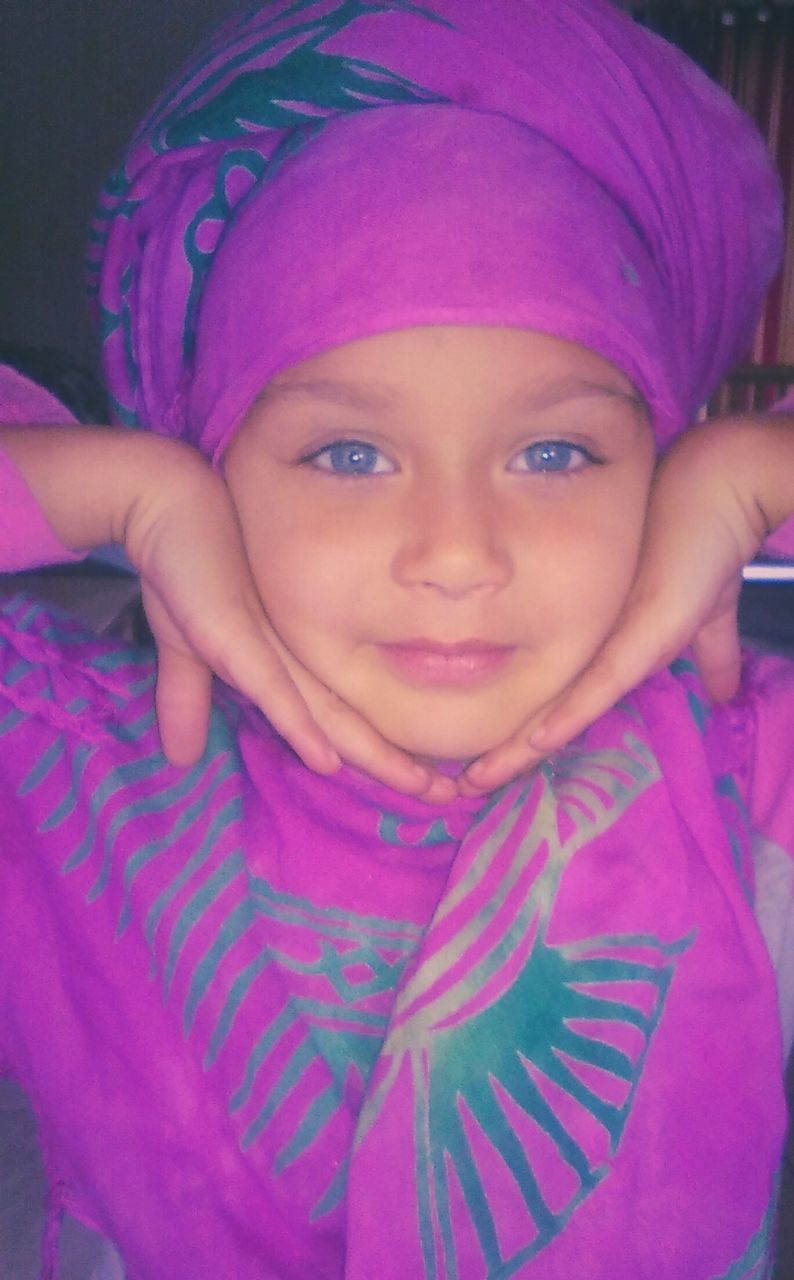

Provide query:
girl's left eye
left=305, top=440, right=395, bottom=476
left=508, top=440, right=599, bottom=474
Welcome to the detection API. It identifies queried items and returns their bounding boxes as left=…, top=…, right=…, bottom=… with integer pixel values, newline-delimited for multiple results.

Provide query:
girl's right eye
left=304, top=440, right=395, bottom=476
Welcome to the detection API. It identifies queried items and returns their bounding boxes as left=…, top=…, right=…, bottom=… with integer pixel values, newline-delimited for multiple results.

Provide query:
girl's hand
left=461, top=414, right=794, bottom=795
left=2, top=426, right=451, bottom=799
left=121, top=445, right=454, bottom=799
left=143, top=559, right=452, bottom=801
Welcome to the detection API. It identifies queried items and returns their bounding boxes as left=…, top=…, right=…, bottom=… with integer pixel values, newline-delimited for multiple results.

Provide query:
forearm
left=757, top=405, right=794, bottom=558
left=0, top=425, right=207, bottom=557
left=668, top=412, right=794, bottom=554
left=739, top=411, right=794, bottom=538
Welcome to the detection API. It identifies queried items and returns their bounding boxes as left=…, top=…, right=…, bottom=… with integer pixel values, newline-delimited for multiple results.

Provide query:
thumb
left=690, top=595, right=742, bottom=703
left=155, top=643, right=213, bottom=767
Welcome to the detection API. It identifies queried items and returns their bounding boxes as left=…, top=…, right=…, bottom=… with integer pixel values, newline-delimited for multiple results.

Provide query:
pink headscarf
left=89, top=0, right=782, bottom=463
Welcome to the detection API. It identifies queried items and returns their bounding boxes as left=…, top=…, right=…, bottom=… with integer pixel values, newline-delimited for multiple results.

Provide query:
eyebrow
left=509, top=377, right=646, bottom=414
left=259, top=378, right=398, bottom=413
left=261, top=374, right=646, bottom=415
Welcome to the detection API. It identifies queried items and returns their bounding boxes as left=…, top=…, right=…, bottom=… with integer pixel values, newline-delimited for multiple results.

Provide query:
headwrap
left=90, top=0, right=782, bottom=464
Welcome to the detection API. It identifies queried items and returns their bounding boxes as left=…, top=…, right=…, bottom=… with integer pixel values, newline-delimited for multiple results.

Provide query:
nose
left=392, top=479, right=512, bottom=599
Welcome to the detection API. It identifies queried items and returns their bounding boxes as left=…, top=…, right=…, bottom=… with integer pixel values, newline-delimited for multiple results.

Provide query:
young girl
left=2, top=2, right=794, bottom=1277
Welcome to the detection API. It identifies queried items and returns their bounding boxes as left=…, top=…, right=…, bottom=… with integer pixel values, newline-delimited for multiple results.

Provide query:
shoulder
left=629, top=648, right=794, bottom=825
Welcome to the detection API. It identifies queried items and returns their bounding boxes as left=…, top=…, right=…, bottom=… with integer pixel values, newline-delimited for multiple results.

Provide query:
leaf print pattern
left=358, top=737, right=694, bottom=1278
left=88, top=0, right=448, bottom=423
left=161, top=42, right=444, bottom=148
left=712, top=1189, right=776, bottom=1280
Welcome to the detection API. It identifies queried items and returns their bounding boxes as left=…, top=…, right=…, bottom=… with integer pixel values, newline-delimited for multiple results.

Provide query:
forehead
left=264, top=325, right=645, bottom=415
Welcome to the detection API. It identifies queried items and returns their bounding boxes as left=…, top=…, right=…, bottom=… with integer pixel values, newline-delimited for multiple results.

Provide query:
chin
left=379, top=717, right=517, bottom=765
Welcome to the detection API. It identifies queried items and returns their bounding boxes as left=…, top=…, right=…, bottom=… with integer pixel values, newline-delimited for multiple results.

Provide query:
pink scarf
left=89, top=0, right=781, bottom=464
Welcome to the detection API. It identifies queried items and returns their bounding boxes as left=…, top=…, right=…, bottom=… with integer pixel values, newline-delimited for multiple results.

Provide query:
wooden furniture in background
left=707, top=363, right=794, bottom=416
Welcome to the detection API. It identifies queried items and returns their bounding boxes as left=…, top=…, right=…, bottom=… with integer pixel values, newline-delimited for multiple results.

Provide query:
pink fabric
left=0, top=385, right=792, bottom=1276
left=0, top=586, right=791, bottom=1278
left=0, top=365, right=83, bottom=570
left=89, top=0, right=782, bottom=464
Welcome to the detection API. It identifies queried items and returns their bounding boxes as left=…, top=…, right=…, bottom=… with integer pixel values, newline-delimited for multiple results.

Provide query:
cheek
left=516, top=490, right=647, bottom=629
left=243, top=504, right=386, bottom=634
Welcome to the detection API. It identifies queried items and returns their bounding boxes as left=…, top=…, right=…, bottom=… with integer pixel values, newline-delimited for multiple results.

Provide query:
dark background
left=1, top=0, right=242, bottom=371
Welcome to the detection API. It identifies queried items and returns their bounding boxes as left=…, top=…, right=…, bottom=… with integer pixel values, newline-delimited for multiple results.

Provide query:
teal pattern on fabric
left=145, top=0, right=450, bottom=146
left=90, top=0, right=449, bottom=419
left=215, top=878, right=424, bottom=1210
left=687, top=688, right=711, bottom=732
left=716, top=772, right=754, bottom=902
left=378, top=811, right=458, bottom=847
left=160, top=4, right=448, bottom=151
left=183, top=147, right=273, bottom=361
left=9, top=692, right=426, bottom=1218
left=669, top=655, right=711, bottom=731
left=713, top=1187, right=776, bottom=1280
left=0, top=605, right=427, bottom=1223
left=359, top=737, right=694, bottom=1278
left=1, top=604, right=735, bottom=1260
left=669, top=656, right=698, bottom=677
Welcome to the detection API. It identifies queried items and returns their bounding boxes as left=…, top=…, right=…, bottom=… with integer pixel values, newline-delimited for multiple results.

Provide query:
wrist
left=0, top=425, right=206, bottom=555
left=676, top=413, right=794, bottom=546
left=714, top=412, right=794, bottom=539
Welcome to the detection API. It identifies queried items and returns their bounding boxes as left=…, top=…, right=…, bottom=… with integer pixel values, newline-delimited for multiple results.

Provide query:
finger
left=457, top=728, right=547, bottom=795
left=183, top=606, right=449, bottom=799
left=252, top=618, right=457, bottom=802
left=463, top=605, right=679, bottom=793
left=291, top=683, right=457, bottom=803
left=144, top=581, right=342, bottom=776
left=155, top=645, right=213, bottom=767
left=527, top=645, right=660, bottom=754
left=690, top=602, right=742, bottom=703
left=192, top=612, right=344, bottom=776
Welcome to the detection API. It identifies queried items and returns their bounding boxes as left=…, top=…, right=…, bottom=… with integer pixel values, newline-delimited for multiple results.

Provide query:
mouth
left=378, top=639, right=515, bottom=687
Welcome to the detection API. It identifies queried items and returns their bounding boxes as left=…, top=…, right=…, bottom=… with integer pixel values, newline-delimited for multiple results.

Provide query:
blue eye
left=308, top=440, right=393, bottom=476
left=510, top=440, right=596, bottom=474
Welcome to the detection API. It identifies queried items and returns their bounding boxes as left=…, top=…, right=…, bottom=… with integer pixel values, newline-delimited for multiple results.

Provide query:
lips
left=378, top=639, right=515, bottom=686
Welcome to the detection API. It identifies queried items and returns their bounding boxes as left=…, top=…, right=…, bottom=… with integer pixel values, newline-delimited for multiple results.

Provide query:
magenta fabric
left=0, top=570, right=791, bottom=1278
left=0, top=365, right=83, bottom=569
left=1, top=394, right=794, bottom=1275
left=89, top=0, right=782, bottom=464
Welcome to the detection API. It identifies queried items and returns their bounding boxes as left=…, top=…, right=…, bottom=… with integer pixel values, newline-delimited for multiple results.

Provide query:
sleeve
left=761, top=389, right=794, bottom=560
left=0, top=364, right=85, bottom=572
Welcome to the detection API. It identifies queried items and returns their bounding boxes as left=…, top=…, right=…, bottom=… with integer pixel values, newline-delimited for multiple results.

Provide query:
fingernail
left=464, top=762, right=492, bottom=787
left=457, top=775, right=488, bottom=796
left=319, top=747, right=342, bottom=773
left=408, top=762, right=432, bottom=786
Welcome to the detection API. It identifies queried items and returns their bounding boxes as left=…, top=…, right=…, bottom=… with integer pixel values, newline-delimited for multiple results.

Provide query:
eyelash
left=301, top=440, right=395, bottom=476
left=300, top=438, right=602, bottom=477
left=508, top=440, right=603, bottom=475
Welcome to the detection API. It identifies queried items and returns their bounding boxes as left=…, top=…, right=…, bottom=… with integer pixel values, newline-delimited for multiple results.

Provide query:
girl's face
left=224, top=326, right=655, bottom=760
